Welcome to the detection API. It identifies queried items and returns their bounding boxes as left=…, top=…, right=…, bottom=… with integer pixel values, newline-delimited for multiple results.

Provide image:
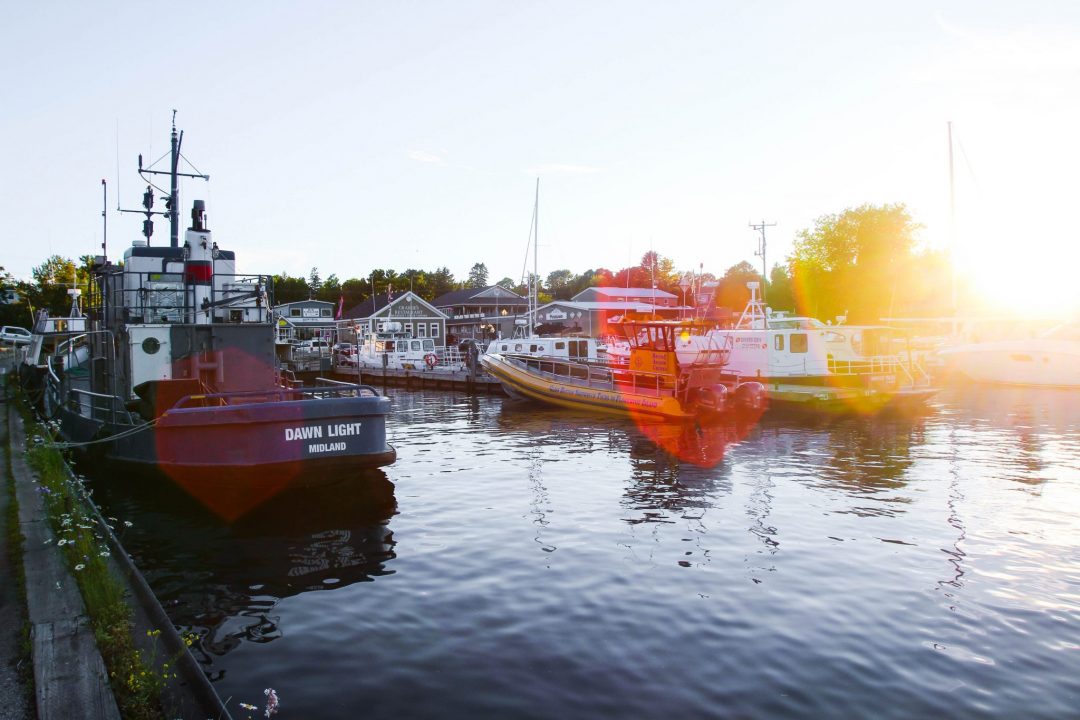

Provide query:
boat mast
left=123, top=111, right=208, bottom=246
left=169, top=115, right=181, bottom=246
left=948, top=121, right=957, bottom=331
left=532, top=177, right=539, bottom=335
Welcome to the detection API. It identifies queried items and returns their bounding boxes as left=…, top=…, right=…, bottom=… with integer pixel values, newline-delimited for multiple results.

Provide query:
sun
left=954, top=227, right=1080, bottom=320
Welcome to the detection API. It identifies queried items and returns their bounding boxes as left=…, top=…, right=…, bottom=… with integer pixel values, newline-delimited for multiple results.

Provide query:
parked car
left=296, top=339, right=331, bottom=354
left=0, top=326, right=32, bottom=345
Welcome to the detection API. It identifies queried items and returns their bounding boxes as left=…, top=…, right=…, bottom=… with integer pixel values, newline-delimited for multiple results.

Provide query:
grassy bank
left=2, top=384, right=33, bottom=710
left=15, top=391, right=169, bottom=720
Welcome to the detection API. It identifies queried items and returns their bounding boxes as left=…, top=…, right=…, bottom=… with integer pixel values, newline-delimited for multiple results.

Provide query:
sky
left=3, top=1, right=1079, bottom=315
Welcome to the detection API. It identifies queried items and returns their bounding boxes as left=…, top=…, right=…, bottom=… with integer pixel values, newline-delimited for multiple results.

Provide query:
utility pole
left=750, top=219, right=776, bottom=302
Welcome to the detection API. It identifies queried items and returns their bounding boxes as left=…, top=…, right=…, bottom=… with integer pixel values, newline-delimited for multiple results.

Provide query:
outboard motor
left=691, top=383, right=728, bottom=415
left=734, top=381, right=767, bottom=413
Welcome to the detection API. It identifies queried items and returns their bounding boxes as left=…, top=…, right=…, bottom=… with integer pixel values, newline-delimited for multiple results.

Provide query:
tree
left=467, top=263, right=489, bottom=289
left=272, top=273, right=310, bottom=305
left=545, top=269, right=574, bottom=299
left=718, top=261, right=762, bottom=311
left=307, top=267, right=322, bottom=299
left=0, top=266, right=31, bottom=328
left=316, top=273, right=341, bottom=302
left=28, top=255, right=89, bottom=315
left=767, top=263, right=795, bottom=313
left=495, top=277, right=517, bottom=290
left=340, top=278, right=368, bottom=310
left=790, top=203, right=921, bottom=322
left=430, top=267, right=457, bottom=298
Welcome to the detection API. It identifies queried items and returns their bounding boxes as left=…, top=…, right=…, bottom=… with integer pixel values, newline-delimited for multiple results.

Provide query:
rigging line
left=956, top=137, right=981, bottom=196
left=520, top=199, right=537, bottom=285
left=138, top=175, right=170, bottom=198
left=143, top=148, right=172, bottom=170
left=177, top=152, right=206, bottom=178
left=115, top=119, right=121, bottom=210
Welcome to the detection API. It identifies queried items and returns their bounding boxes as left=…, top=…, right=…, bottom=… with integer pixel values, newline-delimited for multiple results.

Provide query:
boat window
left=411, top=340, right=422, bottom=351
left=515, top=344, right=523, bottom=352
left=774, top=335, right=785, bottom=351
left=530, top=344, right=539, bottom=353
left=423, top=339, right=434, bottom=351
left=790, top=333, right=808, bottom=353
left=555, top=342, right=566, bottom=350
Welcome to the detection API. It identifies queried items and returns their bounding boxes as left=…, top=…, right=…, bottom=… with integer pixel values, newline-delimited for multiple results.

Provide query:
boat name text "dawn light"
left=284, top=422, right=364, bottom=442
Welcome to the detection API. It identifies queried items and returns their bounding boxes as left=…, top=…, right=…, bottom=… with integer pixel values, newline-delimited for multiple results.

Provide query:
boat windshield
left=771, top=317, right=827, bottom=329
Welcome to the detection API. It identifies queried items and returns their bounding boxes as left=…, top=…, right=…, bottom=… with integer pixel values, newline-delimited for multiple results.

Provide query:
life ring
left=424, top=352, right=438, bottom=369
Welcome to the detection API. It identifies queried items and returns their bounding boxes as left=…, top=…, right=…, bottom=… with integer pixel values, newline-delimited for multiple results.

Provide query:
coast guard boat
left=707, top=283, right=936, bottom=412
left=19, top=120, right=395, bottom=480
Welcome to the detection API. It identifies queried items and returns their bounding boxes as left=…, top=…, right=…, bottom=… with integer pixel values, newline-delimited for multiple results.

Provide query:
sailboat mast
left=532, top=177, right=539, bottom=335
left=948, top=121, right=957, bottom=319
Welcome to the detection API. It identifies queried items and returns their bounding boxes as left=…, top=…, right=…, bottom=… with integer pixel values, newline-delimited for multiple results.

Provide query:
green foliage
left=718, top=261, right=763, bottom=311
left=318, top=273, right=341, bottom=302
left=429, top=267, right=457, bottom=299
left=767, top=264, right=795, bottom=313
left=790, top=203, right=921, bottom=322
left=545, top=269, right=574, bottom=299
left=271, top=273, right=310, bottom=305
left=22, top=413, right=167, bottom=719
left=467, top=263, right=489, bottom=289
left=23, top=255, right=91, bottom=317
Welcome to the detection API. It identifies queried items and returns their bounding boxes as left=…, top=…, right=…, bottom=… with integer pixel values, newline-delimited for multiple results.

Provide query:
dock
left=288, top=364, right=506, bottom=393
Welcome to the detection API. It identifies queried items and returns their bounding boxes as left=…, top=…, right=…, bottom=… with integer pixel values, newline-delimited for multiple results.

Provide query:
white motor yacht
left=936, top=321, right=1080, bottom=387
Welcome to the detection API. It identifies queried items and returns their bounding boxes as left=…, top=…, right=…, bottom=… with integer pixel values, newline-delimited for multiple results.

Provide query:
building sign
left=547, top=309, right=568, bottom=321
left=388, top=299, right=428, bottom=317
left=302, top=307, right=321, bottom=318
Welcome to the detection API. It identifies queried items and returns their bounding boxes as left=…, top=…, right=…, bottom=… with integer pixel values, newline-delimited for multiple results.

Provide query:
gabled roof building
left=341, top=291, right=449, bottom=345
left=431, top=285, right=528, bottom=341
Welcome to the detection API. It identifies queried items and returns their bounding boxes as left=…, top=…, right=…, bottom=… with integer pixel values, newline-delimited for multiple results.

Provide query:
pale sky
left=3, top=1, right=1079, bottom=313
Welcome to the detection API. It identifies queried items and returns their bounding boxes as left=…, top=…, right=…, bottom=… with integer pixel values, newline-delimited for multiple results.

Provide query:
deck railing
left=505, top=354, right=676, bottom=398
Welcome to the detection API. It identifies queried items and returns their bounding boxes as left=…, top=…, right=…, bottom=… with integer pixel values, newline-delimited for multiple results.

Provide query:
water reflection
left=751, top=414, right=926, bottom=517
left=87, top=470, right=397, bottom=666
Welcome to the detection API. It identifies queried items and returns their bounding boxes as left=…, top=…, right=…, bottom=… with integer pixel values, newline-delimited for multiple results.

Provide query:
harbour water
left=88, top=386, right=1080, bottom=718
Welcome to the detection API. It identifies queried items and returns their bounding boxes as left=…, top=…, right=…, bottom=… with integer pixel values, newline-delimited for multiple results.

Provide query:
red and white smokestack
left=183, top=200, right=214, bottom=324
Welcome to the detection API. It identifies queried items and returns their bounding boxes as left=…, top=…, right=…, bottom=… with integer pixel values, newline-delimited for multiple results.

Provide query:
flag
left=335, top=294, right=344, bottom=320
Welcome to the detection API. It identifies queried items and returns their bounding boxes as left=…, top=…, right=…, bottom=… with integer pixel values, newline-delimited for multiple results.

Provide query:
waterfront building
left=432, top=286, right=528, bottom=342
left=533, top=286, right=686, bottom=337
left=272, top=299, right=339, bottom=344
left=571, top=286, right=679, bottom=307
left=342, top=291, right=448, bottom=346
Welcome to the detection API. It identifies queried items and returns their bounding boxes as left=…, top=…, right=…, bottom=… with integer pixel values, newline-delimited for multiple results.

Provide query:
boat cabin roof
left=612, top=319, right=711, bottom=352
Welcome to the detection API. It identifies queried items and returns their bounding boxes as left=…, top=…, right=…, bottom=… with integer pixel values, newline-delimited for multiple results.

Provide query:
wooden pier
left=293, top=366, right=505, bottom=393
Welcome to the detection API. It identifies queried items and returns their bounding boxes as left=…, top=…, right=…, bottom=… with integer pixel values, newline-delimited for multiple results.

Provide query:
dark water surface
left=90, top=387, right=1080, bottom=719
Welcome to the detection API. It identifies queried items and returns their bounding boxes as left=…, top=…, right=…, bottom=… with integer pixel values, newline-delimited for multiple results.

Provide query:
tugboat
left=20, top=118, right=395, bottom=485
